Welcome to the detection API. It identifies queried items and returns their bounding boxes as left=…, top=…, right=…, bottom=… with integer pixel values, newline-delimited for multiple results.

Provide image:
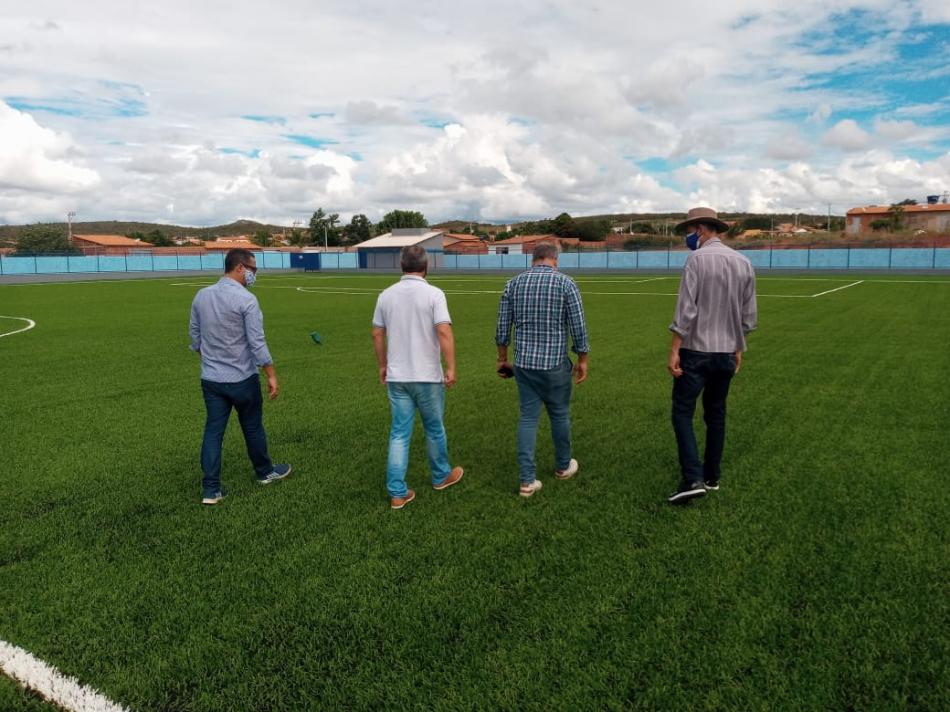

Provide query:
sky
left=1, top=0, right=949, bottom=227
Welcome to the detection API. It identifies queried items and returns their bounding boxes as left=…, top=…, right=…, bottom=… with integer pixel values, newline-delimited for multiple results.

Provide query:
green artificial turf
left=1, top=273, right=947, bottom=710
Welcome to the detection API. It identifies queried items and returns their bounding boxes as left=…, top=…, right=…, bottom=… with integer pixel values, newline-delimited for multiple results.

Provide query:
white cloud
left=0, top=1, right=948, bottom=224
left=0, top=102, right=99, bottom=196
left=823, top=119, right=872, bottom=151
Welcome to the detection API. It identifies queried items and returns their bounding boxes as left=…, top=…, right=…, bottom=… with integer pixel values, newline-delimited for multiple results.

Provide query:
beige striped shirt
left=670, top=238, right=757, bottom=352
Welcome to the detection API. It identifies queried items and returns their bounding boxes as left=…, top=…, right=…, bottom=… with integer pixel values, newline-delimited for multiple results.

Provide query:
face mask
left=244, top=268, right=257, bottom=288
left=686, top=231, right=701, bottom=251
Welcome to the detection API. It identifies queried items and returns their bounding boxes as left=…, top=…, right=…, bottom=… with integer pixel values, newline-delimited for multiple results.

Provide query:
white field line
left=0, top=316, right=36, bottom=338
left=0, top=640, right=128, bottom=712
left=811, top=280, right=864, bottom=297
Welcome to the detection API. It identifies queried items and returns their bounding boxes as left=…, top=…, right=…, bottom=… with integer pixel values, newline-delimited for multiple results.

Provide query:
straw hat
left=675, top=207, right=729, bottom=234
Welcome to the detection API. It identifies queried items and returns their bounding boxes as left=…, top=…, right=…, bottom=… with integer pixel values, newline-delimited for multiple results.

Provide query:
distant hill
left=0, top=219, right=288, bottom=241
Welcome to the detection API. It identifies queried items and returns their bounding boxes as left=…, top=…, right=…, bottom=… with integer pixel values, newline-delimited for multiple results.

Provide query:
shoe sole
left=519, top=484, right=543, bottom=497
left=668, top=489, right=706, bottom=504
left=704, top=483, right=720, bottom=491
left=554, top=460, right=579, bottom=480
left=258, top=466, right=293, bottom=485
left=201, top=498, right=225, bottom=505
left=433, top=468, right=464, bottom=491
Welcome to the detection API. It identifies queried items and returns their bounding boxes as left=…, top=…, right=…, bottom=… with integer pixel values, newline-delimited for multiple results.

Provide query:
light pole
left=66, top=211, right=76, bottom=242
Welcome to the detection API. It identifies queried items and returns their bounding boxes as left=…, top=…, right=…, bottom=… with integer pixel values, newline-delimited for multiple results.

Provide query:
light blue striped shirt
left=189, top=277, right=273, bottom=382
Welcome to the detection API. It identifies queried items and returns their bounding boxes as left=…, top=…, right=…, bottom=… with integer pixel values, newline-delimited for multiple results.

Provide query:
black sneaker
left=704, top=479, right=720, bottom=491
left=668, top=481, right=707, bottom=504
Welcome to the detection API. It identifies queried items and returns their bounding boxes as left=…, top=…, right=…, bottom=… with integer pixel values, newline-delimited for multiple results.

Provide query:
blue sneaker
left=202, top=489, right=228, bottom=505
left=258, top=464, right=292, bottom=485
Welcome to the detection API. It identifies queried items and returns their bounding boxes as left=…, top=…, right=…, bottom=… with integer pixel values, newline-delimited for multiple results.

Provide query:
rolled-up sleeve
left=189, top=298, right=202, bottom=352
left=565, top=281, right=589, bottom=355
left=669, top=259, right=699, bottom=337
left=243, top=300, right=273, bottom=367
left=495, top=281, right=513, bottom=346
left=742, top=267, right=758, bottom=335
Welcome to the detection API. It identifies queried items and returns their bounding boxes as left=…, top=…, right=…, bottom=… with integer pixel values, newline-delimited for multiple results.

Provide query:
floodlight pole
left=66, top=211, right=76, bottom=241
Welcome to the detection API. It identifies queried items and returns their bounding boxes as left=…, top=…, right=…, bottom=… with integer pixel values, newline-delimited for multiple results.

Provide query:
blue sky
left=0, top=0, right=948, bottom=226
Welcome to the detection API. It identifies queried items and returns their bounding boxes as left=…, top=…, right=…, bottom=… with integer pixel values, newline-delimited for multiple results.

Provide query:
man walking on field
left=189, top=248, right=292, bottom=505
left=496, top=241, right=590, bottom=497
left=667, top=207, right=757, bottom=504
left=372, top=245, right=464, bottom=510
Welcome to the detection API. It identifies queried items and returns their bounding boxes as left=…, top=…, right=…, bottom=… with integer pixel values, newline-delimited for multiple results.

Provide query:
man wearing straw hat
left=667, top=207, right=757, bottom=504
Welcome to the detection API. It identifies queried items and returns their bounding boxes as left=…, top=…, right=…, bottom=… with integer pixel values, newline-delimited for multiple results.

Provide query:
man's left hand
left=444, top=369, right=457, bottom=388
left=573, top=360, right=588, bottom=384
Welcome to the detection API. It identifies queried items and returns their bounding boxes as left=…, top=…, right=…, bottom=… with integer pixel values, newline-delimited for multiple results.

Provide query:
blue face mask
left=244, top=268, right=257, bottom=288
left=686, top=231, right=701, bottom=251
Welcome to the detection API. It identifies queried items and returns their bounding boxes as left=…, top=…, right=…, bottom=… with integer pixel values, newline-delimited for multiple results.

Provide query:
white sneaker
left=555, top=458, right=579, bottom=480
left=519, top=480, right=543, bottom=497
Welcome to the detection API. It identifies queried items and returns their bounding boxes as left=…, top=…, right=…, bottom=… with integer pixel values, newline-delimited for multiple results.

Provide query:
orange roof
left=72, top=234, right=149, bottom=247
left=442, top=233, right=484, bottom=245
left=847, top=203, right=950, bottom=215
left=491, top=233, right=559, bottom=246
left=203, top=240, right=258, bottom=250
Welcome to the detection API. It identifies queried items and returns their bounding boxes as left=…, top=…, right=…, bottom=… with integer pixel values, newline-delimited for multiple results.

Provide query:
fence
left=3, top=246, right=950, bottom=277
left=438, top=246, right=950, bottom=271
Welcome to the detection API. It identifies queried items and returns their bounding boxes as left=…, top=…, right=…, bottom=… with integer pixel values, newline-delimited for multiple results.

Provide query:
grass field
left=1, top=272, right=948, bottom=710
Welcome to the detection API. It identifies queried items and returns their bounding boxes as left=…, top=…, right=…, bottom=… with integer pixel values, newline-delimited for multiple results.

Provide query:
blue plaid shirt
left=495, top=265, right=590, bottom=370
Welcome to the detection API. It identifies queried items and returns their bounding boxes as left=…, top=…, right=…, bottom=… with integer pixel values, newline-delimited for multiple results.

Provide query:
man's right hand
left=267, top=375, right=280, bottom=400
left=378, top=367, right=387, bottom=384
left=573, top=359, right=588, bottom=384
left=734, top=350, right=742, bottom=374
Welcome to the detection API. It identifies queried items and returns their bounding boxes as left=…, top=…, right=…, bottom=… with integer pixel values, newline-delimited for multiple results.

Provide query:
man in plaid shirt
left=495, top=241, right=590, bottom=497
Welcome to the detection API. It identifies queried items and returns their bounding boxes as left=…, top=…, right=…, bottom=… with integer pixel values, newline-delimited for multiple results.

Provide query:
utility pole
left=66, top=211, right=76, bottom=242
left=324, top=224, right=328, bottom=250
left=827, top=203, right=832, bottom=233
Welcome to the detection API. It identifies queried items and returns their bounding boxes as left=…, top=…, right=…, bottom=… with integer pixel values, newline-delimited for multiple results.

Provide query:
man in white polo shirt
left=372, top=245, right=464, bottom=509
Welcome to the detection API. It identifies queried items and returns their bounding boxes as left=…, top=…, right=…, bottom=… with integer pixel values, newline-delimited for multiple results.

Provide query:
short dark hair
left=401, top=245, right=428, bottom=273
left=225, top=248, right=255, bottom=273
left=532, top=241, right=559, bottom=262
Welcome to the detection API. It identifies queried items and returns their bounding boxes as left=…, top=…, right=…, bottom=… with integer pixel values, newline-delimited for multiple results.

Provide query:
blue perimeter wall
left=2, top=248, right=949, bottom=275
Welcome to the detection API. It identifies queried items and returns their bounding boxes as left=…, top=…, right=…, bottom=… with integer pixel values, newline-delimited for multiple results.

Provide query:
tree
left=341, top=214, right=373, bottom=245
left=376, top=209, right=428, bottom=234
left=309, top=208, right=342, bottom=245
left=252, top=229, right=273, bottom=247
left=870, top=219, right=890, bottom=232
left=552, top=212, right=575, bottom=237
left=288, top=228, right=307, bottom=246
left=888, top=204, right=906, bottom=232
left=571, top=219, right=611, bottom=242
left=146, top=229, right=173, bottom=247
left=630, top=221, right=655, bottom=234
left=896, top=198, right=917, bottom=205
left=15, top=224, right=73, bottom=254
left=727, top=220, right=743, bottom=238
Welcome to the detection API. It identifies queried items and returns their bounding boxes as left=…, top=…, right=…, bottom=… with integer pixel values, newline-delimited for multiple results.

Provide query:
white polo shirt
left=372, top=275, right=452, bottom=383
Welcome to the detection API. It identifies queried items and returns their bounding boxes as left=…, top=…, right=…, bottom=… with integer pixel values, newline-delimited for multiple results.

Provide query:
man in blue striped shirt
left=189, top=249, right=292, bottom=505
left=496, top=242, right=590, bottom=497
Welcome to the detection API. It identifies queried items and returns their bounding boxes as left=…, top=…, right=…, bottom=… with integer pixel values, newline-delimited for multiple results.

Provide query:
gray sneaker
left=258, top=464, right=292, bottom=485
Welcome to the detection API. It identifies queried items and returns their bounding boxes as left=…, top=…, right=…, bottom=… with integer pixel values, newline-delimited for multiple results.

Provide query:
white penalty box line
left=0, top=639, right=128, bottom=712
left=0, top=315, right=36, bottom=338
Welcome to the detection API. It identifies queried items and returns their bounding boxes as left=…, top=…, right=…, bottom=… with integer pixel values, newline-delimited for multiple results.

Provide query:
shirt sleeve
left=495, top=280, right=513, bottom=346
left=741, top=265, right=758, bottom=336
left=243, top=298, right=273, bottom=367
left=372, top=295, right=386, bottom=329
left=565, top=280, right=590, bottom=355
left=432, top=290, right=451, bottom=326
left=189, top=296, right=201, bottom=352
left=669, top=257, right=699, bottom=337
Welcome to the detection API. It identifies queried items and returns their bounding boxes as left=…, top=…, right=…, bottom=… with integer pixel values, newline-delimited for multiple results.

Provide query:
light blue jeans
left=386, top=382, right=452, bottom=497
left=514, top=359, right=574, bottom=485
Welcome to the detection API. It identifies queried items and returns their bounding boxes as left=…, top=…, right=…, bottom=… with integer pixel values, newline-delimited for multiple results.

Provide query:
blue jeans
left=386, top=382, right=452, bottom=497
left=200, top=374, right=273, bottom=495
left=671, top=349, right=736, bottom=486
left=514, top=359, right=574, bottom=485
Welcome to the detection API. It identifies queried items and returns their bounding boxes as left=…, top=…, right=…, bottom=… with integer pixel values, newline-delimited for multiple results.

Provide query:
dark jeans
left=200, top=374, right=273, bottom=495
left=671, top=349, right=736, bottom=486
left=514, top=359, right=574, bottom=484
